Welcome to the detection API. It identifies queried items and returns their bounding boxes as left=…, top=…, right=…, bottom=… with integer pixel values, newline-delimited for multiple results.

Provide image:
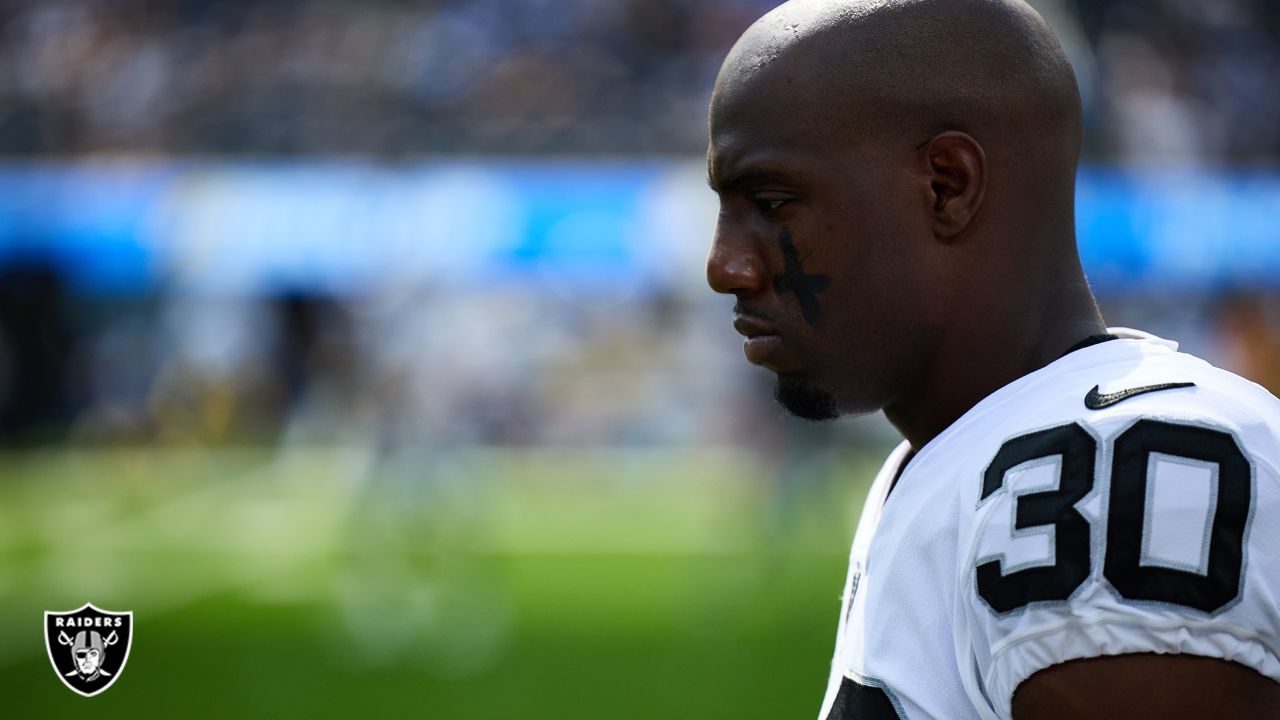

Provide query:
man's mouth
left=732, top=314, right=783, bottom=366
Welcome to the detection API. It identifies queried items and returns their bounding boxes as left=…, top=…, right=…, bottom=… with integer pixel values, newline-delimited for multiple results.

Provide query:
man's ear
left=922, top=131, right=986, bottom=240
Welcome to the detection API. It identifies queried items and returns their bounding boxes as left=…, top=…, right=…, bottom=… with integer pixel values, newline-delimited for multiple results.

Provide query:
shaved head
left=713, top=0, right=1083, bottom=231
left=719, top=0, right=1081, bottom=134
left=707, top=0, right=1105, bottom=440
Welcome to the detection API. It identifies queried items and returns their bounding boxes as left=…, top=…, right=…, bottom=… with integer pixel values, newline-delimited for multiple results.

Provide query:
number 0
left=977, top=420, right=1252, bottom=615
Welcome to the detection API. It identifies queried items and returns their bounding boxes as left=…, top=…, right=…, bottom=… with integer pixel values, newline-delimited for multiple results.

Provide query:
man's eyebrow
left=707, top=168, right=794, bottom=194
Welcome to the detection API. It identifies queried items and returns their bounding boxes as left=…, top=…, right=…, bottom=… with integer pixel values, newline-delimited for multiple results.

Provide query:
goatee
left=775, top=376, right=839, bottom=421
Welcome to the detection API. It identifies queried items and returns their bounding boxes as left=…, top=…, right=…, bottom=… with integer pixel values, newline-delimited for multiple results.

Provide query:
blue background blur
left=1, top=165, right=1279, bottom=296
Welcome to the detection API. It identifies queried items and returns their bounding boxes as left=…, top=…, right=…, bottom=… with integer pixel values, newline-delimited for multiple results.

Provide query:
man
left=704, top=1, right=1280, bottom=718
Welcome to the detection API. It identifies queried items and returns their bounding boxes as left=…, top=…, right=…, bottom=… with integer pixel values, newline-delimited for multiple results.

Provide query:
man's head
left=707, top=0, right=1084, bottom=420
left=72, top=631, right=106, bottom=677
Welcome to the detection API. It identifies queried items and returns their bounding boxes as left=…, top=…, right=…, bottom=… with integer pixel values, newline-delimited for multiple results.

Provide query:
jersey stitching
left=985, top=617, right=1280, bottom=720
left=987, top=612, right=1277, bottom=664
left=1251, top=451, right=1280, bottom=493
left=846, top=670, right=910, bottom=720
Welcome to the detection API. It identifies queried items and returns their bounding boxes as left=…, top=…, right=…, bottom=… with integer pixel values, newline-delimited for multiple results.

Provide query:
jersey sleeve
left=956, top=386, right=1280, bottom=720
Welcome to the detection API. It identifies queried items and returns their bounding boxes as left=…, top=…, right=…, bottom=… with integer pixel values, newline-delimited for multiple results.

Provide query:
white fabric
left=819, top=328, right=1280, bottom=719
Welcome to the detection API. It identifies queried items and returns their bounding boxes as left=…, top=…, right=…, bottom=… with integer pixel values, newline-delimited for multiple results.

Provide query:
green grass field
left=0, top=446, right=883, bottom=718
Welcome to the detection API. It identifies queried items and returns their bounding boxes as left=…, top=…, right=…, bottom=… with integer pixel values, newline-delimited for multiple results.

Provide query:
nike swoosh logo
left=1084, top=382, right=1196, bottom=410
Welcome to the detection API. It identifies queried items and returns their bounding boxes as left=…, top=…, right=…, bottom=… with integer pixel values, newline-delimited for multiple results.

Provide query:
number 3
left=977, top=420, right=1252, bottom=615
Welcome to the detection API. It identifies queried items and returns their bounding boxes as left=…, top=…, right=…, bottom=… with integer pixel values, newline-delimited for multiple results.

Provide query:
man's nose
left=706, top=222, right=766, bottom=296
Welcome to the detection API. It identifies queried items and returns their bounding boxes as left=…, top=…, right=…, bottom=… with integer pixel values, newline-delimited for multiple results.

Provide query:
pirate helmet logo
left=44, top=603, right=133, bottom=697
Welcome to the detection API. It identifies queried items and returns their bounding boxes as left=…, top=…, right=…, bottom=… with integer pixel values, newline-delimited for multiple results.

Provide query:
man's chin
left=774, top=375, right=840, bottom=421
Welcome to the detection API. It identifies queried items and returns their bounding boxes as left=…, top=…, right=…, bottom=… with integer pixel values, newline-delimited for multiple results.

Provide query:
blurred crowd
left=0, top=0, right=771, bottom=155
left=1, top=0, right=1279, bottom=449
left=2, top=261, right=1278, bottom=449
left=0, top=0, right=1277, bottom=160
left=0, top=267, right=798, bottom=448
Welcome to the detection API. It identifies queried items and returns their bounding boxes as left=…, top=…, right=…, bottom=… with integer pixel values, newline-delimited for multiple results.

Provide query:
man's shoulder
left=953, top=340, right=1280, bottom=719
left=1065, top=345, right=1280, bottom=461
left=953, top=335, right=1280, bottom=462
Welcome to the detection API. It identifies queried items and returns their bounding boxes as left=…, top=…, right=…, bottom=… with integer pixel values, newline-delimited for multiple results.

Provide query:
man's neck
left=882, top=276, right=1106, bottom=451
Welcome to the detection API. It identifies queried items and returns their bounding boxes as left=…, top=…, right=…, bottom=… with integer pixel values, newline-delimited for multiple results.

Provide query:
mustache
left=732, top=304, right=775, bottom=323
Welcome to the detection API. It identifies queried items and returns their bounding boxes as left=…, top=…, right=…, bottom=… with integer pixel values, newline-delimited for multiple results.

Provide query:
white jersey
left=819, top=328, right=1280, bottom=720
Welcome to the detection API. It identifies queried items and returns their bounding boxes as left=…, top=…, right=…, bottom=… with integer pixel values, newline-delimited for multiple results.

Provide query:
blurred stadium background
left=0, top=0, right=1278, bottom=717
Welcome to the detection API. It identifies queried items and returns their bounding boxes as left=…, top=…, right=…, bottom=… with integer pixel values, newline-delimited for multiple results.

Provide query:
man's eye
left=754, top=197, right=789, bottom=214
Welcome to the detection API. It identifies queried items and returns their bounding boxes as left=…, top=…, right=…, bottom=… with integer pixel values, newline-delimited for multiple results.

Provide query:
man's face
left=76, top=647, right=101, bottom=675
left=706, top=63, right=937, bottom=419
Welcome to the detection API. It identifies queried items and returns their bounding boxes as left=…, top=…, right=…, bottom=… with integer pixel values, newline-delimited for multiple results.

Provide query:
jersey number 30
left=977, top=420, right=1252, bottom=615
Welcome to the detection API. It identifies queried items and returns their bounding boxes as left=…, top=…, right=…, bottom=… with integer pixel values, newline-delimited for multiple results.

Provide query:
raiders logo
left=44, top=603, right=133, bottom=697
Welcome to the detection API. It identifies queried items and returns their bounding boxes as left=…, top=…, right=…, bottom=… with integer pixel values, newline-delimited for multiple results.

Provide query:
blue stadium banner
left=0, top=163, right=1275, bottom=295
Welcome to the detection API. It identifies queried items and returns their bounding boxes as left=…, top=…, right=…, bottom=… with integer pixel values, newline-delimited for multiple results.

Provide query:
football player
left=704, top=1, right=1280, bottom=718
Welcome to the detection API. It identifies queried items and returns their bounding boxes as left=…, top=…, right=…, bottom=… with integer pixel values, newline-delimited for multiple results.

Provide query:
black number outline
left=975, top=419, right=1255, bottom=617
left=1104, top=419, right=1254, bottom=615
left=975, top=423, right=1098, bottom=615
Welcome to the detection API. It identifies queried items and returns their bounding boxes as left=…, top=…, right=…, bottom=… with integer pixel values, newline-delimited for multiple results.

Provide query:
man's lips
left=732, top=314, right=778, bottom=338
left=732, top=314, right=783, bottom=366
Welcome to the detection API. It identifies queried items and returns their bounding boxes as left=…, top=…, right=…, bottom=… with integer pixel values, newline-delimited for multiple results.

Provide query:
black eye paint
left=772, top=227, right=830, bottom=326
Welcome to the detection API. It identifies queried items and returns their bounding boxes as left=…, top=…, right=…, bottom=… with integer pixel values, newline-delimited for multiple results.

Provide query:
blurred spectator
left=1215, top=292, right=1280, bottom=396
left=0, top=265, right=74, bottom=443
left=1079, top=0, right=1280, bottom=164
